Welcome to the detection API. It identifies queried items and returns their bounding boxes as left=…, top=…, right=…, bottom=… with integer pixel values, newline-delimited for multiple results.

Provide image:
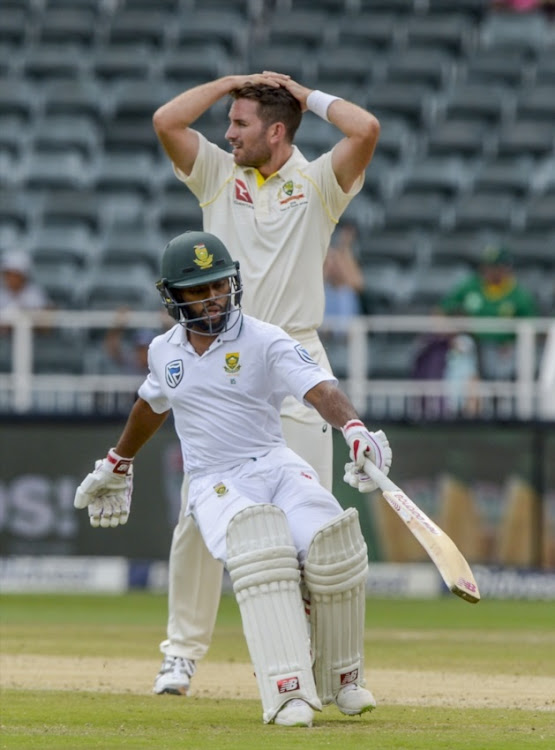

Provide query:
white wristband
left=306, top=90, right=342, bottom=122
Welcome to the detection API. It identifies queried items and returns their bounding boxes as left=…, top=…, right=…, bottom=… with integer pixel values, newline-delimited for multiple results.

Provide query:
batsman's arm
left=303, top=380, right=358, bottom=429
left=113, top=397, right=170, bottom=459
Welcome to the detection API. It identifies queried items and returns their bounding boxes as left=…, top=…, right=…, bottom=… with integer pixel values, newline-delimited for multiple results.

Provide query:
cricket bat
left=363, top=459, right=480, bottom=604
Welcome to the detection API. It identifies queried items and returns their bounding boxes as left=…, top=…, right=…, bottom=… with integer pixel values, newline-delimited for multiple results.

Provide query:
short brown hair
left=230, top=84, right=302, bottom=142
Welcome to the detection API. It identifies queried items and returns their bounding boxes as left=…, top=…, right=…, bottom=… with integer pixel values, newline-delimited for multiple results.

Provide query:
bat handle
left=363, top=459, right=399, bottom=494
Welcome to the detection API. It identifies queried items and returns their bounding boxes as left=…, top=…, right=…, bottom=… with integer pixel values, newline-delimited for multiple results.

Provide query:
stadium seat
left=103, top=120, right=160, bottom=158
left=515, top=85, right=555, bottom=123
left=381, top=191, right=445, bottom=231
left=479, top=10, right=548, bottom=58
left=30, top=225, right=98, bottom=273
left=22, top=44, right=89, bottom=81
left=372, top=117, right=415, bottom=162
left=523, top=194, right=555, bottom=232
left=32, top=114, right=101, bottom=160
left=365, top=81, right=432, bottom=126
left=534, top=50, right=555, bottom=86
left=0, top=78, right=37, bottom=122
left=425, top=0, right=486, bottom=20
left=41, top=189, right=103, bottom=233
left=359, top=229, right=422, bottom=269
left=265, top=9, right=330, bottom=50
left=428, top=229, right=502, bottom=267
left=400, top=13, right=476, bottom=55
left=173, top=11, right=250, bottom=58
left=106, top=9, right=171, bottom=48
left=160, top=47, right=228, bottom=87
left=405, top=265, right=470, bottom=314
left=275, top=0, right=348, bottom=13
left=495, top=120, right=555, bottom=159
left=23, top=151, right=89, bottom=191
left=398, top=156, right=469, bottom=199
left=0, top=190, right=34, bottom=233
left=472, top=157, right=536, bottom=198
left=100, top=223, right=162, bottom=275
left=383, top=46, right=454, bottom=90
left=425, top=118, right=491, bottom=158
left=507, top=230, right=555, bottom=271
left=42, top=79, right=109, bottom=124
left=33, top=331, right=87, bottom=374
left=438, top=82, right=512, bottom=124
left=37, top=7, right=99, bottom=47
left=91, top=44, right=154, bottom=83
left=357, top=0, right=416, bottom=16
left=316, top=47, right=375, bottom=88
left=0, top=8, right=30, bottom=46
left=334, top=12, right=399, bottom=52
left=110, top=81, right=172, bottom=127
left=451, top=190, right=517, bottom=232
left=248, top=45, right=316, bottom=84
left=155, top=193, right=203, bottom=236
left=93, top=152, right=155, bottom=199
left=80, top=265, right=160, bottom=310
left=462, top=48, right=527, bottom=87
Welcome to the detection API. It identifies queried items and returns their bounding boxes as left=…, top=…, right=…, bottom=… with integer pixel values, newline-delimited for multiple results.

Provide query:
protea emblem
left=224, top=352, right=241, bottom=373
left=193, top=243, right=213, bottom=269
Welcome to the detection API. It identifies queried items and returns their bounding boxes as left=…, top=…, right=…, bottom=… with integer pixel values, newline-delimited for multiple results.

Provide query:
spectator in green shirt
left=440, top=245, right=537, bottom=379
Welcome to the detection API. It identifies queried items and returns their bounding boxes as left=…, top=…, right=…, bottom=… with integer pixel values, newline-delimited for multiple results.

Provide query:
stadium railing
left=1, top=310, right=553, bottom=420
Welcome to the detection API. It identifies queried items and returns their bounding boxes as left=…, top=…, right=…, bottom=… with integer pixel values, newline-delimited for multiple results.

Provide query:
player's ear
left=268, top=121, right=286, bottom=143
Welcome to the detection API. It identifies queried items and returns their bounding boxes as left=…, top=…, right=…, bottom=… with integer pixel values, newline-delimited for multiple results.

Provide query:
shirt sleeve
left=266, top=329, right=337, bottom=408
left=137, top=352, right=171, bottom=414
left=173, top=132, right=233, bottom=204
left=303, top=150, right=364, bottom=222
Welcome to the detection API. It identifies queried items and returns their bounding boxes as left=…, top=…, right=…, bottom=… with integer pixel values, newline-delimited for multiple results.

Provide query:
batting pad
left=303, top=508, right=369, bottom=704
left=226, top=504, right=321, bottom=723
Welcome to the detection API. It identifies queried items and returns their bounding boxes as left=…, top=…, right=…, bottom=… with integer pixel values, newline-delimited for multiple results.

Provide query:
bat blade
left=363, top=461, right=480, bottom=604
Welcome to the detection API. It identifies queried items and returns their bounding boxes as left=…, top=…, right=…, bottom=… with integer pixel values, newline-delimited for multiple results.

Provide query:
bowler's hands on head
left=262, top=73, right=312, bottom=110
left=342, top=421, right=392, bottom=493
left=74, top=449, right=134, bottom=528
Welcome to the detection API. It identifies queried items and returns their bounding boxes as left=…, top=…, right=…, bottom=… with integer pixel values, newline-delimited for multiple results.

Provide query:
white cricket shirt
left=175, top=135, right=363, bottom=337
left=137, top=313, right=337, bottom=476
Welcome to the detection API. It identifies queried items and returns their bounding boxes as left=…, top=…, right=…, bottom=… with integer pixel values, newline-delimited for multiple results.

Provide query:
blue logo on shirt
left=166, top=359, right=184, bottom=388
left=294, top=344, right=315, bottom=364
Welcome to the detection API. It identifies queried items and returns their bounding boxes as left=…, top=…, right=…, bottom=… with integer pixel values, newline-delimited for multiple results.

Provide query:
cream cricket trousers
left=161, top=335, right=334, bottom=661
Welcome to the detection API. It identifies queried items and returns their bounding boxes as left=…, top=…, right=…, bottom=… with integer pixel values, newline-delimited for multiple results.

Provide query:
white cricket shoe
left=334, top=683, right=376, bottom=715
left=274, top=699, right=314, bottom=727
left=153, top=655, right=196, bottom=695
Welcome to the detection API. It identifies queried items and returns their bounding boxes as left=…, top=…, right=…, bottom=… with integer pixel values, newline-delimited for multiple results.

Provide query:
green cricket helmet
left=156, top=231, right=242, bottom=334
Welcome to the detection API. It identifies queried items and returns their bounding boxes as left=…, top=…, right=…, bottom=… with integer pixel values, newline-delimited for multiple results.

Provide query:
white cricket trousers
left=161, top=336, right=334, bottom=661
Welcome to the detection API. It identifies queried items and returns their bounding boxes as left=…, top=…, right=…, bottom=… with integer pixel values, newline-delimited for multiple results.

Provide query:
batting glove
left=341, top=420, right=392, bottom=492
left=74, top=448, right=134, bottom=528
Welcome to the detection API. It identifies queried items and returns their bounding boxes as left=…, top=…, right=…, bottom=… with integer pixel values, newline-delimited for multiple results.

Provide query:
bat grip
left=363, top=459, right=399, bottom=494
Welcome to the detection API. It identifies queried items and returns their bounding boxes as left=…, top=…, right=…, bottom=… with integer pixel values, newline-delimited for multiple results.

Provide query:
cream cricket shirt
left=174, top=134, right=363, bottom=338
left=137, top=313, right=337, bottom=476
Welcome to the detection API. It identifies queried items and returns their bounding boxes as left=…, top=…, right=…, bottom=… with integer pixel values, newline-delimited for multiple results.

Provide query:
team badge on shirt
left=165, top=359, right=184, bottom=388
left=193, top=243, right=213, bottom=269
left=278, top=180, right=305, bottom=206
left=213, top=482, right=228, bottom=496
left=224, top=352, right=241, bottom=373
left=294, top=344, right=315, bottom=364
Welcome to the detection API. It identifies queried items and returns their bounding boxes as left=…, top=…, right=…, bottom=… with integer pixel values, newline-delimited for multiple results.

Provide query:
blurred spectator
left=87, top=308, right=156, bottom=375
left=410, top=330, right=479, bottom=418
left=439, top=245, right=537, bottom=380
left=323, top=222, right=364, bottom=327
left=0, top=250, right=51, bottom=314
left=0, top=250, right=53, bottom=336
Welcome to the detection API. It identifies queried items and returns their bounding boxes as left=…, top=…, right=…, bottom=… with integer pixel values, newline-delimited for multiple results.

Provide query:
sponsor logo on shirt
left=224, top=352, right=241, bottom=373
left=165, top=359, right=184, bottom=388
left=234, top=178, right=253, bottom=204
left=193, top=243, right=213, bottom=269
left=294, top=344, right=315, bottom=364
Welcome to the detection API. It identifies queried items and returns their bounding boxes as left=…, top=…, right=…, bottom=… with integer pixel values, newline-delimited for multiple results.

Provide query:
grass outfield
left=1, top=593, right=554, bottom=749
